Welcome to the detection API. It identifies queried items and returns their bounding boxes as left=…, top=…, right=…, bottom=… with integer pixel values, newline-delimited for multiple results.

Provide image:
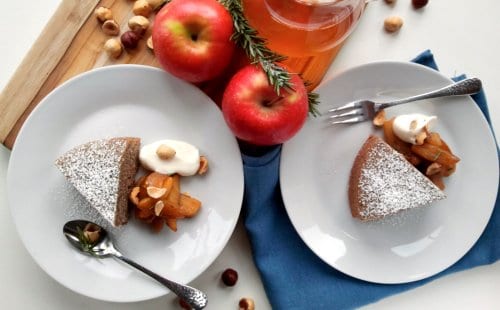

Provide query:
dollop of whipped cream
left=139, top=139, right=200, bottom=176
left=392, top=113, right=437, bottom=144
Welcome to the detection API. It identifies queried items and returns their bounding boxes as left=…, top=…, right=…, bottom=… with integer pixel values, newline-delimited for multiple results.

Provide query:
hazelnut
left=239, top=298, right=255, bottom=310
left=102, top=19, right=120, bottom=36
left=146, top=36, right=154, bottom=50
left=384, top=16, right=403, bottom=33
left=103, top=38, right=123, bottom=58
left=412, top=0, right=429, bottom=9
left=384, top=0, right=396, bottom=4
left=128, top=15, right=150, bottom=36
left=121, top=31, right=140, bottom=49
left=178, top=298, right=191, bottom=310
left=221, top=268, right=238, bottom=286
left=156, top=144, right=176, bottom=160
left=147, top=0, right=167, bottom=10
left=415, top=131, right=427, bottom=145
left=94, top=6, right=113, bottom=22
left=133, top=0, right=153, bottom=17
left=83, top=223, right=101, bottom=243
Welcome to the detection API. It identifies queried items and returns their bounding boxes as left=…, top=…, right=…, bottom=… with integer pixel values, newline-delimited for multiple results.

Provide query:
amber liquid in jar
left=242, top=0, right=364, bottom=89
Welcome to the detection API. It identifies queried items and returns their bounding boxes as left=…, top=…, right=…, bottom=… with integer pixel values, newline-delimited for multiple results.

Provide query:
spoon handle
left=114, top=254, right=207, bottom=309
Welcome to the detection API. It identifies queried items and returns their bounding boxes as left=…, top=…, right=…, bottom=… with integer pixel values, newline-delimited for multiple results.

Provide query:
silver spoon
left=63, top=220, right=208, bottom=309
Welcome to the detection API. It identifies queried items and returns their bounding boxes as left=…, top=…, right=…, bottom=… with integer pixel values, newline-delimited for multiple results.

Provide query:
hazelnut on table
left=94, top=6, right=113, bottom=22
left=239, top=298, right=255, bottom=310
left=384, top=16, right=403, bottom=33
left=104, top=38, right=123, bottom=58
left=128, top=15, right=150, bottom=36
left=102, top=19, right=120, bottom=36
left=121, top=31, right=141, bottom=49
left=133, top=0, right=153, bottom=17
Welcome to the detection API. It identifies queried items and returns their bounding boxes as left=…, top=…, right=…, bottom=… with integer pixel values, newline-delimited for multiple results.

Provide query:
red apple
left=222, top=64, right=309, bottom=146
left=152, top=0, right=235, bottom=83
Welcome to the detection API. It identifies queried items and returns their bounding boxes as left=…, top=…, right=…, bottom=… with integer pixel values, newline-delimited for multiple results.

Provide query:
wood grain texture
left=0, top=0, right=100, bottom=147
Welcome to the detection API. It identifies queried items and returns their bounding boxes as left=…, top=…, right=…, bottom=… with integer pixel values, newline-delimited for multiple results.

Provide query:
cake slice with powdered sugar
left=55, top=137, right=140, bottom=226
left=349, top=135, right=445, bottom=221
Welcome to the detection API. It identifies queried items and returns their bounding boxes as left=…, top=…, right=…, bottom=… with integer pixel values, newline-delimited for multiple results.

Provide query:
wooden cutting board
left=0, top=0, right=338, bottom=150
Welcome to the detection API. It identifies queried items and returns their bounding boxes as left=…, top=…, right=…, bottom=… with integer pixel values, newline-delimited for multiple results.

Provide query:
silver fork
left=327, top=78, right=482, bottom=124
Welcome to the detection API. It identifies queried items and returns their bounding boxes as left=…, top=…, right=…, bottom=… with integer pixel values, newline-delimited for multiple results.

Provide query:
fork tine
left=327, top=101, right=361, bottom=113
left=328, top=109, right=363, bottom=119
left=330, top=115, right=366, bottom=125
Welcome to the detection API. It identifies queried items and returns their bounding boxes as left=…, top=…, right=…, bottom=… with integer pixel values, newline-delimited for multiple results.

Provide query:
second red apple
left=222, top=65, right=309, bottom=146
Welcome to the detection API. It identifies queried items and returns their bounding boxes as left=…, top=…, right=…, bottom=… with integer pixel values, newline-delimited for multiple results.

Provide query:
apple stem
left=263, top=96, right=284, bottom=107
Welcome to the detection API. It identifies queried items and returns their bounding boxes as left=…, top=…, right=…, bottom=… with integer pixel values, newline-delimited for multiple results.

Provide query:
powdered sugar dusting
left=55, top=138, right=127, bottom=226
left=357, top=138, right=445, bottom=219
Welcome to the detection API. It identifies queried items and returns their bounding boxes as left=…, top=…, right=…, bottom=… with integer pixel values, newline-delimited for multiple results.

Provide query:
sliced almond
left=154, top=200, right=165, bottom=216
left=372, top=110, right=386, bottom=127
left=129, top=186, right=141, bottom=205
left=425, top=162, right=443, bottom=176
left=197, top=156, right=209, bottom=175
left=147, top=186, right=167, bottom=199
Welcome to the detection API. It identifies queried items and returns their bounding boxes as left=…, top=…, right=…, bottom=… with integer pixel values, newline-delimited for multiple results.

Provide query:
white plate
left=280, top=61, right=498, bottom=284
left=7, top=65, right=244, bottom=302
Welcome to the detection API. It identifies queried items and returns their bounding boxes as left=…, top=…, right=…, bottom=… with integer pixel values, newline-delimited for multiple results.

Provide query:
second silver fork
left=327, top=78, right=482, bottom=124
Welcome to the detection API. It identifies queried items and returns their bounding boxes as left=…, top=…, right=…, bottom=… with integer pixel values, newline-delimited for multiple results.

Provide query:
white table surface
left=1, top=1, right=499, bottom=309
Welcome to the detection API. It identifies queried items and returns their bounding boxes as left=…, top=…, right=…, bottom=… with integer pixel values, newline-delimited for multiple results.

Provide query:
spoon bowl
left=63, top=220, right=208, bottom=309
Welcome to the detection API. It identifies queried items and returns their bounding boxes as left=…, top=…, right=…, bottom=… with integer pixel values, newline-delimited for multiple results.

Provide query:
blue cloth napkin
left=240, top=50, right=499, bottom=310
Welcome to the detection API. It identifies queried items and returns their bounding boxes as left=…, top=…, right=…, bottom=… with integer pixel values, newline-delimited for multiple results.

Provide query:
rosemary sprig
left=221, top=0, right=320, bottom=116
left=157, top=0, right=321, bottom=116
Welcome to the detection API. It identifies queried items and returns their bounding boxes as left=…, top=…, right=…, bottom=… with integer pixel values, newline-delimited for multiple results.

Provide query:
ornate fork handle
left=377, top=78, right=482, bottom=110
left=115, top=253, right=207, bottom=309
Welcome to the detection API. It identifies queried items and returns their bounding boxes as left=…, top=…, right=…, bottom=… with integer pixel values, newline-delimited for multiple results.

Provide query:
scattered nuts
left=147, top=0, right=166, bottom=10
left=239, top=298, right=255, bottom=310
left=156, top=144, right=176, bottom=160
left=197, top=156, right=209, bottom=175
left=412, top=0, right=429, bottom=9
left=426, top=162, right=442, bottom=176
left=147, top=186, right=167, bottom=199
left=103, top=38, right=123, bottom=58
left=146, top=36, right=154, bottom=50
left=178, top=298, right=191, bottom=310
left=409, top=120, right=418, bottom=130
left=154, top=200, right=165, bottom=216
left=129, top=186, right=140, bottom=205
left=83, top=223, right=101, bottom=243
left=372, top=110, right=386, bottom=127
left=221, top=268, right=238, bottom=286
left=384, top=16, right=403, bottom=33
left=415, top=131, right=427, bottom=145
left=128, top=15, right=150, bottom=36
left=102, top=19, right=120, bottom=36
left=121, top=31, right=140, bottom=49
left=133, top=0, right=153, bottom=17
left=94, top=6, right=113, bottom=22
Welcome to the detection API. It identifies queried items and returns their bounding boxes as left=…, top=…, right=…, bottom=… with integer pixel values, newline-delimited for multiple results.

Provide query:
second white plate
left=280, top=61, right=498, bottom=284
